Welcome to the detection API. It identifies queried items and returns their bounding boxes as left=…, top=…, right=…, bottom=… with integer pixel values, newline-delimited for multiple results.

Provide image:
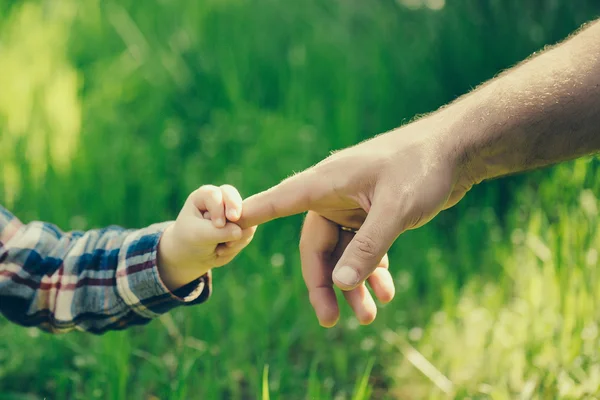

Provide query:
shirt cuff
left=116, top=222, right=211, bottom=320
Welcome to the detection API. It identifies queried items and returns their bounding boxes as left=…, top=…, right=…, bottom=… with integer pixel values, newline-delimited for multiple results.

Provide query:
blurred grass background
left=1, top=0, right=600, bottom=399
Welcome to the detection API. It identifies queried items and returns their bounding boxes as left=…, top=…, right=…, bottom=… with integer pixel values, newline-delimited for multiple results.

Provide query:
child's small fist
left=157, top=185, right=257, bottom=291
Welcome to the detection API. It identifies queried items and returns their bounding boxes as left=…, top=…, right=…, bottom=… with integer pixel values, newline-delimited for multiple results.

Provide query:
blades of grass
left=383, top=330, right=454, bottom=396
left=351, top=357, right=375, bottom=400
left=0, top=394, right=40, bottom=400
left=307, top=358, right=322, bottom=400
left=262, top=364, right=270, bottom=400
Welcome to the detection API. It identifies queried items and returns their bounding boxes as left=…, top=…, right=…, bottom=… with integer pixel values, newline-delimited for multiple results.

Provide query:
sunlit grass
left=383, top=160, right=600, bottom=399
left=0, top=1, right=80, bottom=207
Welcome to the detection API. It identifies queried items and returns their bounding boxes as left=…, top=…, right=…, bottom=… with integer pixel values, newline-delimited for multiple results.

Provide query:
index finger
left=239, top=170, right=320, bottom=228
left=188, top=185, right=226, bottom=228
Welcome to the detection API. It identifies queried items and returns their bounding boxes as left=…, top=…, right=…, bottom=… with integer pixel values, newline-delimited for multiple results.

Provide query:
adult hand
left=240, top=20, right=600, bottom=327
left=240, top=114, right=477, bottom=326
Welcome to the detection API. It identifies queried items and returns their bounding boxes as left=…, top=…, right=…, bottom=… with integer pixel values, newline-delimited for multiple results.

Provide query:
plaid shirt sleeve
left=0, top=206, right=211, bottom=334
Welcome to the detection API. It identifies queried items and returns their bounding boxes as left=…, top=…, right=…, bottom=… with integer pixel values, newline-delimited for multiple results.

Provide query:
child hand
left=157, top=185, right=257, bottom=291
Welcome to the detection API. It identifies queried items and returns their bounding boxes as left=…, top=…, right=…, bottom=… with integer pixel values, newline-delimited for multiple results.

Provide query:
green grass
left=386, top=161, right=600, bottom=399
left=1, top=0, right=600, bottom=399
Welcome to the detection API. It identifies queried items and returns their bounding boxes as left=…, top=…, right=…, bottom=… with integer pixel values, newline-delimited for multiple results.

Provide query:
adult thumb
left=332, top=199, right=405, bottom=291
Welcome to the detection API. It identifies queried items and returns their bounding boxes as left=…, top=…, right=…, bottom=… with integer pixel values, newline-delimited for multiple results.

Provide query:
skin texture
left=158, top=185, right=256, bottom=291
left=239, top=19, right=600, bottom=327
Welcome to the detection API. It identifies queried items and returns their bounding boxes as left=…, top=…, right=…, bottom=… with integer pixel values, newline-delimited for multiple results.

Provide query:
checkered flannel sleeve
left=0, top=206, right=211, bottom=334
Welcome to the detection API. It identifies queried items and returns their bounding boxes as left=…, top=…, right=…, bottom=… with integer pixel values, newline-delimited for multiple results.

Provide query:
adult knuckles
left=351, top=233, right=380, bottom=262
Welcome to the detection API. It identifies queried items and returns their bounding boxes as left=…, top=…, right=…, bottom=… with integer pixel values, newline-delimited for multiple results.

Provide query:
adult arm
left=241, top=19, right=600, bottom=326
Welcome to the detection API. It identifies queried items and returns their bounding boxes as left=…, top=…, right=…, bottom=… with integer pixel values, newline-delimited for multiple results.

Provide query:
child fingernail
left=216, top=218, right=225, bottom=226
left=228, top=210, right=239, bottom=219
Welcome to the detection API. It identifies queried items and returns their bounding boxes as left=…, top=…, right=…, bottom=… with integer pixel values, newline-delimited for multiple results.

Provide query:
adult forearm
left=443, top=19, right=600, bottom=182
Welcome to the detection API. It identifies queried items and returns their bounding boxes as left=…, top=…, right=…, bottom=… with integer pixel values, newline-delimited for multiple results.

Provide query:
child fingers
left=216, top=226, right=256, bottom=256
left=205, top=221, right=243, bottom=243
left=216, top=238, right=250, bottom=257
left=220, top=184, right=243, bottom=222
left=225, top=226, right=257, bottom=247
left=189, top=185, right=226, bottom=227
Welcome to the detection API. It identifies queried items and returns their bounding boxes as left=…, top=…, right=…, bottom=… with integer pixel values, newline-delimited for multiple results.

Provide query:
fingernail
left=334, top=266, right=359, bottom=287
left=216, top=218, right=225, bottom=227
left=228, top=209, right=239, bottom=220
